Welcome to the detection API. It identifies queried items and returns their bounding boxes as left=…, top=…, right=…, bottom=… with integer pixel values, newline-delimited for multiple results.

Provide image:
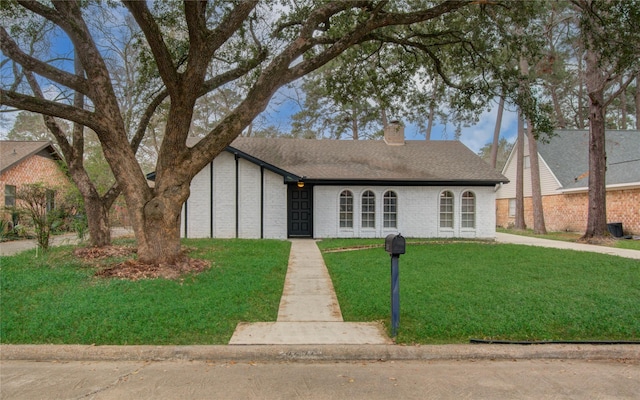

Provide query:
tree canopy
left=2, top=0, right=638, bottom=262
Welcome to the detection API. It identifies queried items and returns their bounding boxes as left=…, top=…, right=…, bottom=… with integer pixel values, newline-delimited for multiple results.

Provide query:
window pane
left=439, top=191, right=453, bottom=228
left=4, top=185, right=16, bottom=207
left=461, top=191, right=475, bottom=228
left=383, top=191, right=397, bottom=228
left=339, top=190, right=353, bottom=228
left=508, top=198, right=516, bottom=217
left=361, top=190, right=375, bottom=228
left=46, top=190, right=55, bottom=212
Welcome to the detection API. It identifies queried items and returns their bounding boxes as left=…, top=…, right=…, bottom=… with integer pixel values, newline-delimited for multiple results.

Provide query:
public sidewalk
left=0, top=227, right=134, bottom=257
left=495, top=232, right=640, bottom=260
left=229, top=239, right=391, bottom=345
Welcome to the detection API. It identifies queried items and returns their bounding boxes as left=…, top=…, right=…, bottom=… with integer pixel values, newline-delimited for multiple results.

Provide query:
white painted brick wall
left=184, top=164, right=212, bottom=238
left=238, top=159, right=261, bottom=238
left=184, top=151, right=496, bottom=240
left=182, top=151, right=288, bottom=239
left=314, top=186, right=496, bottom=239
left=263, top=172, right=288, bottom=239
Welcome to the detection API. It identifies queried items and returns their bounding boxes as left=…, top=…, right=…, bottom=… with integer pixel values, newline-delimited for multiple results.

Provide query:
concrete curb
left=2, top=344, right=639, bottom=362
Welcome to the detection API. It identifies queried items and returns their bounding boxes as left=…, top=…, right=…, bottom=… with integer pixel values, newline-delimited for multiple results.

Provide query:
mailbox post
left=385, top=233, right=405, bottom=337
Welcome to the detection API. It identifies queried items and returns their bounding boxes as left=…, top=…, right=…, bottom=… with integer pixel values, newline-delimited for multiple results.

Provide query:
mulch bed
left=74, top=245, right=210, bottom=281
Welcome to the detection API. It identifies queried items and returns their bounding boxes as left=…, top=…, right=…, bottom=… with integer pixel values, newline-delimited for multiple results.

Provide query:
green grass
left=0, top=239, right=290, bottom=345
left=320, top=239, right=640, bottom=344
left=497, top=228, right=640, bottom=251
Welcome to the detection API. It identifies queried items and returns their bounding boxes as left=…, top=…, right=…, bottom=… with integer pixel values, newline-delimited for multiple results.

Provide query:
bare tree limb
left=1, top=89, right=99, bottom=132
left=0, top=27, right=89, bottom=95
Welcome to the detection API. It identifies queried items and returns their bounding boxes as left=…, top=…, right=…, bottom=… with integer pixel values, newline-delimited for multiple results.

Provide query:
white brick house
left=176, top=124, right=507, bottom=239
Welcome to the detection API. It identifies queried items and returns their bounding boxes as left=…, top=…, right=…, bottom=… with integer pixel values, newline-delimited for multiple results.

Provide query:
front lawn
left=320, top=239, right=640, bottom=344
left=0, top=239, right=290, bottom=345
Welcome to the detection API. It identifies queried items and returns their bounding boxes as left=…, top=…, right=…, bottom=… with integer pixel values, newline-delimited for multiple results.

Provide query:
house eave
left=559, top=182, right=640, bottom=194
left=303, top=179, right=508, bottom=187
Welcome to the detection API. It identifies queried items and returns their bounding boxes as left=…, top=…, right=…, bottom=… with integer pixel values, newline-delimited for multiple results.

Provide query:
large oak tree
left=1, top=0, right=537, bottom=264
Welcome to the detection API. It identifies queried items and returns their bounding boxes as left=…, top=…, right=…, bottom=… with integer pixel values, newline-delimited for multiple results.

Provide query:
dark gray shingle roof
left=537, top=130, right=640, bottom=190
left=226, top=137, right=507, bottom=184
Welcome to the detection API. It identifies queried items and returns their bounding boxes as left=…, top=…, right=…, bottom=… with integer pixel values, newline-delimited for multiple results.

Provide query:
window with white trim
left=439, top=191, right=454, bottom=228
left=361, top=190, right=375, bottom=228
left=4, top=185, right=16, bottom=207
left=508, top=198, right=516, bottom=217
left=461, top=191, right=476, bottom=228
left=383, top=191, right=397, bottom=228
left=339, top=190, right=353, bottom=228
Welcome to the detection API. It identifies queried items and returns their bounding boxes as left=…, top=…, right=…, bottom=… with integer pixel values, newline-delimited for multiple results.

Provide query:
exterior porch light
left=297, top=180, right=305, bottom=188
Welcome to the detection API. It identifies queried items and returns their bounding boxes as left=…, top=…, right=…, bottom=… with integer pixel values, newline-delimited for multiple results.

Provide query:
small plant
left=14, top=183, right=63, bottom=252
left=73, top=214, right=88, bottom=241
left=0, top=219, right=9, bottom=241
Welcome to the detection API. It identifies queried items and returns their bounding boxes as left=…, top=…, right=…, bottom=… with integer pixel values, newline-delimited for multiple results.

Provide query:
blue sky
left=262, top=94, right=519, bottom=154
left=1, top=86, right=518, bottom=154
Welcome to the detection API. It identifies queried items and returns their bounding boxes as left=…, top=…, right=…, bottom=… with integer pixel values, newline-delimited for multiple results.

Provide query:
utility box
left=385, top=234, right=406, bottom=255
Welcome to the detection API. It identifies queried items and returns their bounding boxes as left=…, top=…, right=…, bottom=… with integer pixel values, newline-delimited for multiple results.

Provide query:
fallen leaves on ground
left=74, top=245, right=210, bottom=281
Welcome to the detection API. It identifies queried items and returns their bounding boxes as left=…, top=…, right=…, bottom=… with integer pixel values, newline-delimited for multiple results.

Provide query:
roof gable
left=0, top=141, right=63, bottom=174
left=537, top=130, right=640, bottom=189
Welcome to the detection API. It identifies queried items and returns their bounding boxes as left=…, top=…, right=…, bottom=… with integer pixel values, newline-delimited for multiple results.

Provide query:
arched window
left=361, top=190, right=376, bottom=228
left=461, top=191, right=476, bottom=228
left=383, top=191, right=397, bottom=228
left=339, top=190, right=353, bottom=228
left=439, top=191, right=454, bottom=228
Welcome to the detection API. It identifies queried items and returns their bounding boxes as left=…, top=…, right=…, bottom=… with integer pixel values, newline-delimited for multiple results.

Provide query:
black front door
left=288, top=184, right=313, bottom=237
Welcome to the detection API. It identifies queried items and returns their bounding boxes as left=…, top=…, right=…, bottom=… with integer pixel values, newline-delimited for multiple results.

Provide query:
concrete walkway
left=495, top=232, right=640, bottom=260
left=229, top=239, right=391, bottom=345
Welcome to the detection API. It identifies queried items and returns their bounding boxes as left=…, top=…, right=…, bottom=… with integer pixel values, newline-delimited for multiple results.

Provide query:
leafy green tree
left=478, top=137, right=513, bottom=172
left=13, top=183, right=66, bottom=252
left=0, top=1, right=551, bottom=265
left=570, top=0, right=640, bottom=241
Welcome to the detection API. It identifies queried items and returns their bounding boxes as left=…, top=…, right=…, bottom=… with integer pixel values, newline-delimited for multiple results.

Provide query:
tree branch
left=1, top=90, right=99, bottom=133
left=123, top=0, right=179, bottom=91
left=603, top=71, right=638, bottom=108
left=0, top=27, right=89, bottom=95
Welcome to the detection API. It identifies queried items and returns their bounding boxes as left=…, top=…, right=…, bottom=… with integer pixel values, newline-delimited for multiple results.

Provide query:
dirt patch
left=95, top=257, right=210, bottom=281
left=74, top=246, right=210, bottom=281
left=576, top=237, right=618, bottom=246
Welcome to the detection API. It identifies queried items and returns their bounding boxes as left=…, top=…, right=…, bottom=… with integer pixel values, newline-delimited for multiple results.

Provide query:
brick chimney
left=384, top=121, right=405, bottom=145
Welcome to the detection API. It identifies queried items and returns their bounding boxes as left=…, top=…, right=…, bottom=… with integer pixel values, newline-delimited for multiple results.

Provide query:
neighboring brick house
left=495, top=130, right=640, bottom=235
left=1, top=140, right=70, bottom=226
left=156, top=123, right=508, bottom=240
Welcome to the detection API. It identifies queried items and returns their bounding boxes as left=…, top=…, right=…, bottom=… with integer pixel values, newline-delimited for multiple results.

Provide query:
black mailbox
left=385, top=234, right=406, bottom=255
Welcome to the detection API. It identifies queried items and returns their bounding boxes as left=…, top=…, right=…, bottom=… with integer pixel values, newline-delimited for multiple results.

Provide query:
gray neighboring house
left=496, top=130, right=640, bottom=235
left=179, top=123, right=508, bottom=239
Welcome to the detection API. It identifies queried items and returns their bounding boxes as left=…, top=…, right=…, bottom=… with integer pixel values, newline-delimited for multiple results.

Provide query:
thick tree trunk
left=425, top=102, right=435, bottom=140
left=84, top=196, right=112, bottom=246
left=582, top=46, right=609, bottom=241
left=550, top=85, right=567, bottom=129
left=490, top=96, right=505, bottom=169
left=126, top=174, right=191, bottom=264
left=583, top=92, right=608, bottom=240
left=351, top=103, right=359, bottom=140
left=525, top=120, right=547, bottom=234
left=514, top=112, right=526, bottom=230
left=619, top=75, right=627, bottom=130
left=635, top=72, right=640, bottom=130
left=576, top=56, right=586, bottom=129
